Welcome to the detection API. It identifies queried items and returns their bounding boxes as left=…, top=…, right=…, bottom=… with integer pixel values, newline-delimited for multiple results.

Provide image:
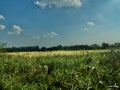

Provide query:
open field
left=0, top=50, right=120, bottom=90
left=5, top=50, right=111, bottom=57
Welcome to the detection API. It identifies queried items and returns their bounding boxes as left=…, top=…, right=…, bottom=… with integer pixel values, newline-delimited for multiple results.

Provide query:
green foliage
left=0, top=42, right=7, bottom=53
left=0, top=50, right=120, bottom=90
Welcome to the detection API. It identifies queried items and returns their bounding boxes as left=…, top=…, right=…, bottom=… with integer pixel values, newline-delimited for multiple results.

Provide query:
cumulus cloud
left=44, top=32, right=58, bottom=38
left=0, top=25, right=6, bottom=30
left=87, top=21, right=95, bottom=27
left=34, top=1, right=48, bottom=9
left=34, top=0, right=84, bottom=9
left=0, top=14, right=5, bottom=20
left=8, top=25, right=24, bottom=35
left=82, top=21, right=95, bottom=31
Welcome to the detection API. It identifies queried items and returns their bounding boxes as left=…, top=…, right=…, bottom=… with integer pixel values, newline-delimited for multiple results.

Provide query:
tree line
left=0, top=42, right=120, bottom=52
left=40, top=42, right=120, bottom=51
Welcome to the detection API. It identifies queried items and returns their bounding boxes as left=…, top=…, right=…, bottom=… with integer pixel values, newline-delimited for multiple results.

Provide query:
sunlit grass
left=6, top=50, right=111, bottom=57
left=0, top=50, right=120, bottom=90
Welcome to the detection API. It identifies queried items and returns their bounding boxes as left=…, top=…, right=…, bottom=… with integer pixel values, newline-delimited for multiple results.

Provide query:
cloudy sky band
left=0, top=0, right=120, bottom=47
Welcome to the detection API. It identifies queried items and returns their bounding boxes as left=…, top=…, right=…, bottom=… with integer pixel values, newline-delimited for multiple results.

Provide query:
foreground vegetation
left=0, top=50, right=120, bottom=90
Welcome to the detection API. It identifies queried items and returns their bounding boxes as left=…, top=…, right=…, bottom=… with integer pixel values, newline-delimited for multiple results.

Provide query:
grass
left=0, top=50, right=120, bottom=90
left=5, top=50, right=111, bottom=57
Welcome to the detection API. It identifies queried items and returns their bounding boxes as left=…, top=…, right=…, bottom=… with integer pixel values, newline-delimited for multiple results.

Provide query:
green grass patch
left=0, top=50, right=120, bottom=90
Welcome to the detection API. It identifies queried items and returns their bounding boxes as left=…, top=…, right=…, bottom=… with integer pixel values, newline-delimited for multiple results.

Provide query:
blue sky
left=0, top=0, right=120, bottom=47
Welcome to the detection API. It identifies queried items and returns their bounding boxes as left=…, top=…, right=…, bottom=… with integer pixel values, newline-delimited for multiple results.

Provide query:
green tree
left=0, top=42, right=7, bottom=52
left=101, top=42, right=109, bottom=49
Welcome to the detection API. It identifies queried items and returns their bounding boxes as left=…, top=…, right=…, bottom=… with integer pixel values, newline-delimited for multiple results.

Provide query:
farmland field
left=0, top=50, right=120, bottom=90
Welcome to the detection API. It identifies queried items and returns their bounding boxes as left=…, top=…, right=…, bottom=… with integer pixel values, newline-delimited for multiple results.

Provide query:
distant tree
left=0, top=42, right=7, bottom=52
left=40, top=47, right=47, bottom=51
left=101, top=42, right=109, bottom=49
left=57, top=45, right=63, bottom=50
left=48, top=46, right=58, bottom=51
left=91, top=44, right=100, bottom=49
left=7, top=46, right=40, bottom=52
left=113, top=43, right=120, bottom=47
left=64, top=46, right=69, bottom=50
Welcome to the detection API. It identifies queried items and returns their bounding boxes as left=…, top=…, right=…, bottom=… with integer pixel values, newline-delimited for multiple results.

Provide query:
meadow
left=0, top=50, right=120, bottom=90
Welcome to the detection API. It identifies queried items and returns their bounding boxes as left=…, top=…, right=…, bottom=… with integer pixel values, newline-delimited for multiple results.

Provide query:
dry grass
left=6, top=50, right=110, bottom=57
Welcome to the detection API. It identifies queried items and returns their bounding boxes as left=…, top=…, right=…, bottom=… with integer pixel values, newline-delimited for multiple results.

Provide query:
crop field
left=5, top=50, right=110, bottom=57
left=0, top=50, right=120, bottom=90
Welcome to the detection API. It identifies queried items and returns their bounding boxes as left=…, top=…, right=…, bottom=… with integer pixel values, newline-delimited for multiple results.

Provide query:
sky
left=0, top=0, right=120, bottom=47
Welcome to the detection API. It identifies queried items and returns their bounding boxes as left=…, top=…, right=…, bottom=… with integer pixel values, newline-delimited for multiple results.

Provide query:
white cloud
left=82, top=21, right=95, bottom=31
left=8, top=25, right=24, bottom=35
left=0, top=25, right=6, bottom=30
left=13, top=25, right=23, bottom=31
left=0, top=14, right=5, bottom=20
left=51, top=32, right=58, bottom=36
left=34, top=1, right=48, bottom=9
left=44, top=32, right=58, bottom=38
left=87, top=21, right=95, bottom=27
left=34, top=0, right=84, bottom=9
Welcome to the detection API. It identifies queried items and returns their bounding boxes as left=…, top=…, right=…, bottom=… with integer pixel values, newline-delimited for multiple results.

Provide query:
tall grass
left=0, top=50, right=120, bottom=90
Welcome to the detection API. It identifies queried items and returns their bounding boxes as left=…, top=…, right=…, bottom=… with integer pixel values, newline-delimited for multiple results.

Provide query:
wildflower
left=108, top=85, right=119, bottom=88
left=43, top=65, right=48, bottom=72
left=99, top=81, right=103, bottom=84
left=38, top=65, right=42, bottom=69
left=92, top=66, right=95, bottom=70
